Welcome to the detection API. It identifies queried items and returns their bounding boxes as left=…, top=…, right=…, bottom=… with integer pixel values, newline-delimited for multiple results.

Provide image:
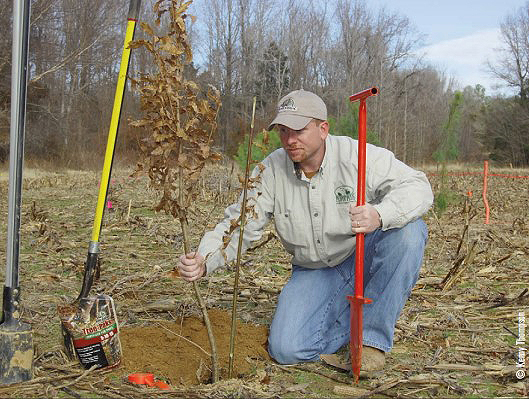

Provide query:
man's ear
left=320, top=120, right=329, bottom=140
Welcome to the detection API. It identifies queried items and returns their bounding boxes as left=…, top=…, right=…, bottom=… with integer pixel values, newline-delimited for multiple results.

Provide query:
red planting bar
left=347, top=86, right=378, bottom=383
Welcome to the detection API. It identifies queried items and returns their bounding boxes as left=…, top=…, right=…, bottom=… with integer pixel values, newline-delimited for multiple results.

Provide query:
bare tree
left=481, top=97, right=529, bottom=165
left=197, top=0, right=278, bottom=152
left=457, top=85, right=487, bottom=162
left=277, top=0, right=329, bottom=92
left=0, top=0, right=472, bottom=165
left=333, top=0, right=370, bottom=95
left=0, top=0, right=131, bottom=164
left=487, top=2, right=529, bottom=99
left=200, top=0, right=241, bottom=152
left=237, top=0, right=276, bottom=123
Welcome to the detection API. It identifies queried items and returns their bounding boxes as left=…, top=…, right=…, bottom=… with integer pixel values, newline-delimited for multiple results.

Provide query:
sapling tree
left=129, top=0, right=221, bottom=382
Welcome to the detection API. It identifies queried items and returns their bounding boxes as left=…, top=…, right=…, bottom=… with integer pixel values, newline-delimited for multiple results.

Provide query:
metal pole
left=6, top=0, right=31, bottom=290
left=0, top=0, right=34, bottom=385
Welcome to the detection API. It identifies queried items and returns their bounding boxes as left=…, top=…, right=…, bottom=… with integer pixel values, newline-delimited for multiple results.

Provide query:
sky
left=371, top=0, right=527, bottom=96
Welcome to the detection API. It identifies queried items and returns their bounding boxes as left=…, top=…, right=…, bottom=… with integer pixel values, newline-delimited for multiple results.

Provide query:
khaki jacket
left=198, top=134, right=433, bottom=274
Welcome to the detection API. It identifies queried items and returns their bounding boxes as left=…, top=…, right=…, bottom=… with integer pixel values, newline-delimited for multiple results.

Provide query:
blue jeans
left=268, top=219, right=428, bottom=364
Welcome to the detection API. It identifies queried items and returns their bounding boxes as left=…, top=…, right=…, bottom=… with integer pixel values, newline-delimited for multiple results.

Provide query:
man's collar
left=320, top=136, right=330, bottom=174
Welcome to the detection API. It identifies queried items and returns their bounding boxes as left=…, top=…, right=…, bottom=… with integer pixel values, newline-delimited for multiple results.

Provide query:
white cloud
left=418, top=29, right=509, bottom=94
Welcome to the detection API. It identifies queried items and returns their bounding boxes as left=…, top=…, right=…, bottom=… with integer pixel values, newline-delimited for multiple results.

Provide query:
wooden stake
left=228, top=97, right=257, bottom=378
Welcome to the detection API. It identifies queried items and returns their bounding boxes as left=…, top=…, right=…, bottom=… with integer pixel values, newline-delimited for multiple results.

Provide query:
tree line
left=0, top=0, right=528, bottom=168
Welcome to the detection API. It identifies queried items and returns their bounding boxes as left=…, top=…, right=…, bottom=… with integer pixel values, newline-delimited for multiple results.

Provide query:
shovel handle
left=78, top=0, right=140, bottom=300
left=5, top=0, right=31, bottom=289
left=90, top=0, right=140, bottom=244
left=76, top=247, right=99, bottom=302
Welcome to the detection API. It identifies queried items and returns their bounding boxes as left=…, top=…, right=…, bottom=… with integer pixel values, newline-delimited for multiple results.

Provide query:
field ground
left=0, top=162, right=528, bottom=398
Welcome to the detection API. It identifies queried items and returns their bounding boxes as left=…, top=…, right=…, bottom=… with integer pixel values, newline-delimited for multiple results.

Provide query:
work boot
left=360, top=346, right=385, bottom=372
left=320, top=345, right=386, bottom=377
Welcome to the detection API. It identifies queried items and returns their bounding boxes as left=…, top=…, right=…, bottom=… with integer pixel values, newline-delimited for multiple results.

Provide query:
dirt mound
left=117, top=308, right=270, bottom=386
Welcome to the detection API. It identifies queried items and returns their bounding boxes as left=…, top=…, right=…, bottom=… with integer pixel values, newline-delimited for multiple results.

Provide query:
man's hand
left=177, top=252, right=205, bottom=282
left=348, top=204, right=382, bottom=234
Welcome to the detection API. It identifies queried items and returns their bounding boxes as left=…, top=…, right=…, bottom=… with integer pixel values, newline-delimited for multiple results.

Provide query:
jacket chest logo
left=335, top=185, right=355, bottom=204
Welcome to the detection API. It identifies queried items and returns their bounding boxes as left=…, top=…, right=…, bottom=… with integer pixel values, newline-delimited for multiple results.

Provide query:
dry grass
left=0, top=162, right=527, bottom=397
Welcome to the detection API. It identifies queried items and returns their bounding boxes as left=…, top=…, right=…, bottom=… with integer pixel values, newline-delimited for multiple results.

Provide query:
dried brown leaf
left=140, top=22, right=155, bottom=37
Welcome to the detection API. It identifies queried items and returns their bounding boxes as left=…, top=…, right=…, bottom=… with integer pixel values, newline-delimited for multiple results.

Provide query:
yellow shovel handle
left=91, top=4, right=140, bottom=243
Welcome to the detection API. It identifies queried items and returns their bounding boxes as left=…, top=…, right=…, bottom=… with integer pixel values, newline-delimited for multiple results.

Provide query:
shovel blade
left=347, top=295, right=372, bottom=383
left=0, top=320, right=33, bottom=385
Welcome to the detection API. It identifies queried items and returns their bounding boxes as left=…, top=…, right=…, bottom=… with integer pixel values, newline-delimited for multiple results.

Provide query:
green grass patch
left=282, top=370, right=339, bottom=398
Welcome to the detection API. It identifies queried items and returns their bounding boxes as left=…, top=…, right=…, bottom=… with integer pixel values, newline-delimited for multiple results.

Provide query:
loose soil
left=118, top=308, right=269, bottom=386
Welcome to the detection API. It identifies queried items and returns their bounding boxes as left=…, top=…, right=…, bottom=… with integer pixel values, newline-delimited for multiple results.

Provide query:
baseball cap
left=268, top=89, right=327, bottom=131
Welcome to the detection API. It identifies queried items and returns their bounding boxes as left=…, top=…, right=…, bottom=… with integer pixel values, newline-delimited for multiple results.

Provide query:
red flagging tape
left=428, top=172, right=529, bottom=179
left=488, top=173, right=529, bottom=178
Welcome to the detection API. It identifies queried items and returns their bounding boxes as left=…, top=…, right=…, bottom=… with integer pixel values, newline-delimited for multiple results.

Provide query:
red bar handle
left=349, top=87, right=378, bottom=103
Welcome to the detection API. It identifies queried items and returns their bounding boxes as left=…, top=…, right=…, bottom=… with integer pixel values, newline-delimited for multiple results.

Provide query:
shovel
left=347, top=87, right=378, bottom=383
left=74, top=0, right=141, bottom=304
left=57, top=0, right=141, bottom=370
left=0, top=0, right=33, bottom=385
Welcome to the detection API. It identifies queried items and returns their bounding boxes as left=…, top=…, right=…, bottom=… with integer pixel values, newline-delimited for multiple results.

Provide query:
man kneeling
left=177, top=89, right=433, bottom=373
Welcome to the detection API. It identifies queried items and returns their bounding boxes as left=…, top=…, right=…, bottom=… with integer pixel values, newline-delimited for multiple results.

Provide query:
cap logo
left=278, top=97, right=296, bottom=112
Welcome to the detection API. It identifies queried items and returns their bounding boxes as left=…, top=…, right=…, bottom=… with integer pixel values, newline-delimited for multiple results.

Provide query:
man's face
left=277, top=119, right=329, bottom=169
